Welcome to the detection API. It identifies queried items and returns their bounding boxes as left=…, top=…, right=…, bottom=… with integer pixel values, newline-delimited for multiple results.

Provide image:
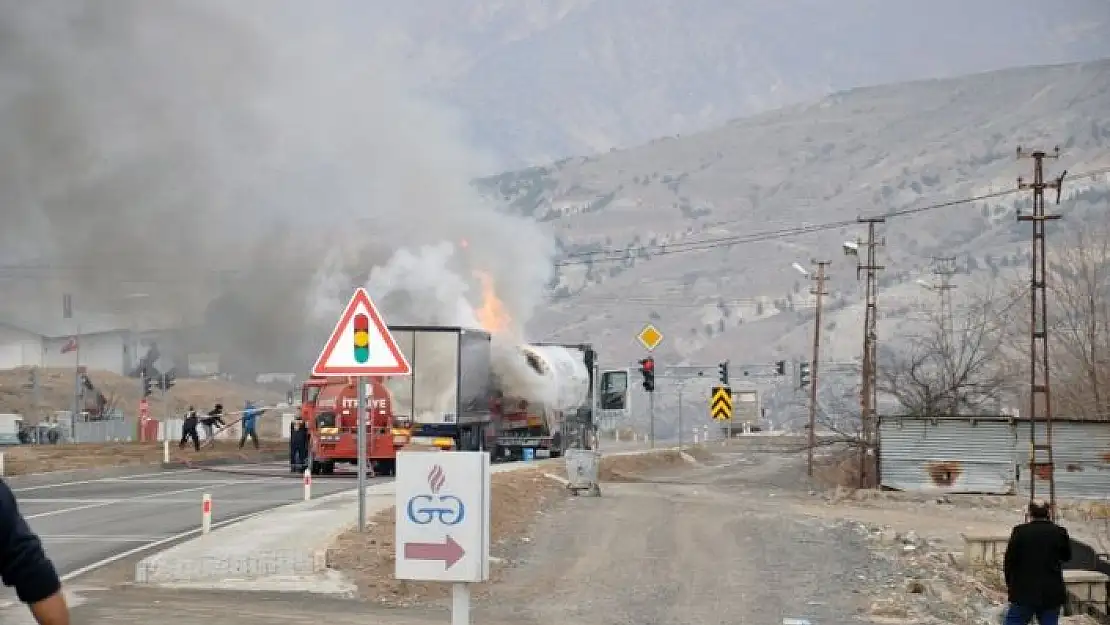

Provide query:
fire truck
left=299, top=376, right=411, bottom=475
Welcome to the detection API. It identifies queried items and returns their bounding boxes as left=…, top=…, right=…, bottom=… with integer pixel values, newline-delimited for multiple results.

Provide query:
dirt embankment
left=3, top=439, right=289, bottom=475
left=327, top=450, right=692, bottom=606
left=0, top=366, right=286, bottom=422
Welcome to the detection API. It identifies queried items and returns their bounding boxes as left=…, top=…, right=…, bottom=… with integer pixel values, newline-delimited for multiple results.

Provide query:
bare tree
left=1046, top=225, right=1110, bottom=419
left=878, top=287, right=1015, bottom=416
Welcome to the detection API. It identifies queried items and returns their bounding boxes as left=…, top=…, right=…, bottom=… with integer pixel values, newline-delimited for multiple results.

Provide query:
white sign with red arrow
left=394, top=450, right=490, bottom=583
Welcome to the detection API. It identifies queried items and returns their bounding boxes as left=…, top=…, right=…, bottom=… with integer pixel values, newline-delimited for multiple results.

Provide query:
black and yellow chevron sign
left=710, top=386, right=732, bottom=421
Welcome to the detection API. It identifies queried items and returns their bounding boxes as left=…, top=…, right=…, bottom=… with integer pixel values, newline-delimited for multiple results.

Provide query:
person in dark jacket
left=201, top=403, right=225, bottom=442
left=1003, top=499, right=1072, bottom=625
left=0, top=478, right=70, bottom=624
left=178, top=406, right=200, bottom=452
left=290, top=418, right=310, bottom=473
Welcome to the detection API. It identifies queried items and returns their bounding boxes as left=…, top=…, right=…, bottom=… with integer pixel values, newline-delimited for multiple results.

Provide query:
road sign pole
left=452, top=582, right=471, bottom=625
left=677, top=383, right=684, bottom=449
left=727, top=398, right=733, bottom=441
left=357, top=376, right=367, bottom=533
left=648, top=390, right=655, bottom=448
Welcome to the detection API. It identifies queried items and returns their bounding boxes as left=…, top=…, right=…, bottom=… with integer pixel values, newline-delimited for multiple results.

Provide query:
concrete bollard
left=163, top=439, right=170, bottom=463
left=201, top=493, right=212, bottom=534
left=303, top=468, right=312, bottom=501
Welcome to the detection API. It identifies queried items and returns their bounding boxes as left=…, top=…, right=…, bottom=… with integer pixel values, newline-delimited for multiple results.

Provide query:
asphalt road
left=9, top=463, right=373, bottom=583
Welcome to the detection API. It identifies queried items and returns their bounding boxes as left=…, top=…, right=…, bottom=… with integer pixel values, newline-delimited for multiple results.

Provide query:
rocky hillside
left=479, top=58, right=1110, bottom=379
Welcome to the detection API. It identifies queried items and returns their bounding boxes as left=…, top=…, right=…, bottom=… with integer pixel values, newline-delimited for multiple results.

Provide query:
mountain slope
left=343, top=0, right=1110, bottom=165
left=479, top=59, right=1110, bottom=373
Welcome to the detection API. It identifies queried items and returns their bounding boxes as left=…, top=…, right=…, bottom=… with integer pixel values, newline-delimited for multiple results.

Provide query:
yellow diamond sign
left=636, top=324, right=664, bottom=351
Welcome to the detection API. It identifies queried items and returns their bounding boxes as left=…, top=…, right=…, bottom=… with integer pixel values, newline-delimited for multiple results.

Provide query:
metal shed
left=879, top=415, right=1110, bottom=499
left=879, top=415, right=1018, bottom=494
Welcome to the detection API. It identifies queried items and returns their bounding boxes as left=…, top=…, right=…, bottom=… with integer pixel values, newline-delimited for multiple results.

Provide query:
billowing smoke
left=0, top=1, right=556, bottom=379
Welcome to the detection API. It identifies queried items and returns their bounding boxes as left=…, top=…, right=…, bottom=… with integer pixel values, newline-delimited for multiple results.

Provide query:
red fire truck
left=299, top=375, right=411, bottom=475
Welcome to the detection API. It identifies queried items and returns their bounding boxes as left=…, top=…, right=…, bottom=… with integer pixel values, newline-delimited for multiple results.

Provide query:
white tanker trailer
left=492, top=342, right=598, bottom=460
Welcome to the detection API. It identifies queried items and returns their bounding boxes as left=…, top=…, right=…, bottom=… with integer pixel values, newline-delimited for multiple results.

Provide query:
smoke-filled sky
left=0, top=1, right=555, bottom=373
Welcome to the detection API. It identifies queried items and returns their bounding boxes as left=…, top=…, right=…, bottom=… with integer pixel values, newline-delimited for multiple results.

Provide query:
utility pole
left=1017, top=145, right=1065, bottom=520
left=854, top=217, right=885, bottom=488
left=807, top=260, right=831, bottom=477
left=923, top=257, right=959, bottom=413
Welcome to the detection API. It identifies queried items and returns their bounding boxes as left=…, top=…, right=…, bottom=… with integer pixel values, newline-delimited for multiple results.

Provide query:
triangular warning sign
left=312, top=288, right=412, bottom=376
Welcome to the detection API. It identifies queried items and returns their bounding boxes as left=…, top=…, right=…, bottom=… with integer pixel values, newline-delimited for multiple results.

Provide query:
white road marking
left=12, top=468, right=202, bottom=493
left=59, top=510, right=269, bottom=582
left=20, top=497, right=300, bottom=505
left=24, top=480, right=258, bottom=519
left=41, top=535, right=171, bottom=543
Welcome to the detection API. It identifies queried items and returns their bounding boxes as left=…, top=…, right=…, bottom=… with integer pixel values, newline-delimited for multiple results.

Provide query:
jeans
left=1004, top=603, right=1060, bottom=625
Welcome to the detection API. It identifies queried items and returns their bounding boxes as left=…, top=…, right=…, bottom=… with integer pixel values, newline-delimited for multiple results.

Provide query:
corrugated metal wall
left=880, top=416, right=1110, bottom=499
left=1014, top=421, right=1110, bottom=500
left=880, top=416, right=1017, bottom=494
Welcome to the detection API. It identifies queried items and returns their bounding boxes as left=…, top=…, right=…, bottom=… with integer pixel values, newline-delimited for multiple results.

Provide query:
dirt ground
left=327, top=451, right=692, bottom=607
left=0, top=366, right=286, bottom=422
left=3, top=439, right=289, bottom=475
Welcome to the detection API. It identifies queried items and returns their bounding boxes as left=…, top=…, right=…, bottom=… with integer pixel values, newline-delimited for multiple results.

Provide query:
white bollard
left=693, top=433, right=700, bottom=444
left=163, top=439, right=170, bottom=463
left=201, top=493, right=212, bottom=534
left=0, top=452, right=5, bottom=477
left=303, top=468, right=312, bottom=501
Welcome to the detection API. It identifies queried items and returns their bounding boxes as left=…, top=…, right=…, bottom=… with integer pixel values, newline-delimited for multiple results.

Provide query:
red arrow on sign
left=403, top=535, right=465, bottom=568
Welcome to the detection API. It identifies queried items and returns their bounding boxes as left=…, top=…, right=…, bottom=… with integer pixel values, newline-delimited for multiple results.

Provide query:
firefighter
left=290, top=418, right=309, bottom=473
left=201, top=403, right=225, bottom=441
left=238, top=401, right=261, bottom=449
left=0, top=478, right=70, bottom=624
left=178, top=405, right=200, bottom=452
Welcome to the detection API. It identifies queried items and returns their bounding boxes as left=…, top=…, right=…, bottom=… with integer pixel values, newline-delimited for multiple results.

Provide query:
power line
left=552, top=164, right=1110, bottom=267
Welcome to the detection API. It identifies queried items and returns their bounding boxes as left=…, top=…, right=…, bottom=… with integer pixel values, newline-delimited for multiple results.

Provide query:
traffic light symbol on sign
left=710, top=386, right=732, bottom=421
left=640, top=357, right=655, bottom=392
left=353, top=313, right=370, bottom=364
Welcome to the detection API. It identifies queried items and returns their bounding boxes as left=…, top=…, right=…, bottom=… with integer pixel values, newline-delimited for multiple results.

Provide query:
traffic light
left=775, top=360, right=786, bottom=376
left=639, top=357, right=655, bottom=392
left=353, top=313, right=370, bottom=363
left=159, top=369, right=177, bottom=392
left=142, top=373, right=154, bottom=398
left=718, top=360, right=729, bottom=385
left=799, top=361, right=811, bottom=388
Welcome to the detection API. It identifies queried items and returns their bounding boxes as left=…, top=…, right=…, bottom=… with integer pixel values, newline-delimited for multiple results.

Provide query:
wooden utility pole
left=807, top=259, right=831, bottom=477
left=855, top=217, right=885, bottom=488
left=1017, top=145, right=1065, bottom=520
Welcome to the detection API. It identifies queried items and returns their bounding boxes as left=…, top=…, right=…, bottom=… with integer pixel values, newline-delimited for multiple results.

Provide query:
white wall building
left=0, top=313, right=174, bottom=375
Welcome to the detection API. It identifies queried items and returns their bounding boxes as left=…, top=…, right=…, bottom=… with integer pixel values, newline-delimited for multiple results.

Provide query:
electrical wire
left=551, top=164, right=1110, bottom=267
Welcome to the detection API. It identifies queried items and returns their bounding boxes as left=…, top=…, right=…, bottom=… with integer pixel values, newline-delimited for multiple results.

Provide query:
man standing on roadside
left=0, top=479, right=71, bottom=624
left=1003, top=499, right=1072, bottom=625
left=238, top=400, right=262, bottom=449
left=178, top=405, right=200, bottom=452
left=201, top=403, right=225, bottom=442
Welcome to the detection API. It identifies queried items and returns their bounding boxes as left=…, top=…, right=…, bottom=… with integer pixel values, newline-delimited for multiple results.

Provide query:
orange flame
left=473, top=270, right=511, bottom=333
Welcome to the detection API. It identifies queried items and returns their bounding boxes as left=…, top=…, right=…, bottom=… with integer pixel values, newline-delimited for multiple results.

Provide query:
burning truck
left=365, top=326, right=629, bottom=460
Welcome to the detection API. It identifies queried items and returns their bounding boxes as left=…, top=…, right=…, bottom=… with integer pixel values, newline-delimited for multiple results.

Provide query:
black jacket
left=1004, top=519, right=1072, bottom=609
left=0, top=479, right=62, bottom=604
left=290, top=426, right=310, bottom=450
left=183, top=411, right=199, bottom=429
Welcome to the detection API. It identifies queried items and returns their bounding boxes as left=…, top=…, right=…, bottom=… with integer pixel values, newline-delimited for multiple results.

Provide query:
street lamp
left=791, top=262, right=809, bottom=277
left=916, top=279, right=934, bottom=290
